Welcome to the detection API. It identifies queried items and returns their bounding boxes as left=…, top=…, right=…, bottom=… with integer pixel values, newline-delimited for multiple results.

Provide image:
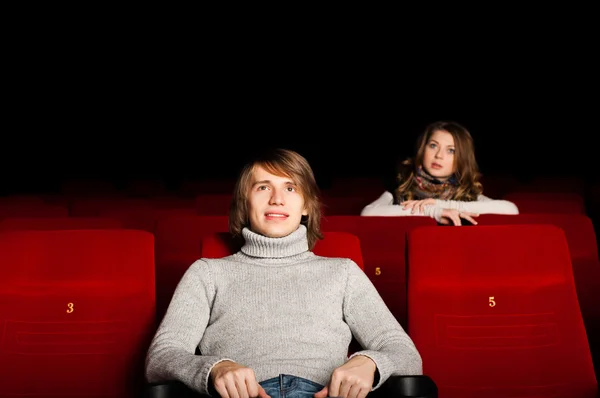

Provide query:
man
left=145, top=148, right=423, bottom=398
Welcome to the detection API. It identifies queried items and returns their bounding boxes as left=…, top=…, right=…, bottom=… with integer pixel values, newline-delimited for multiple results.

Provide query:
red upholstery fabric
left=0, top=216, right=123, bottom=231
left=69, top=197, right=151, bottom=217
left=153, top=215, right=230, bottom=321
left=324, top=176, right=386, bottom=197
left=194, top=194, right=233, bottom=216
left=408, top=224, right=598, bottom=398
left=179, top=178, right=236, bottom=196
left=514, top=175, right=586, bottom=195
left=201, top=231, right=364, bottom=270
left=0, top=229, right=156, bottom=398
left=98, top=207, right=196, bottom=233
left=320, top=195, right=374, bottom=216
left=476, top=213, right=600, bottom=378
left=320, top=216, right=437, bottom=328
left=503, top=192, right=586, bottom=214
left=478, top=173, right=520, bottom=198
left=0, top=204, right=69, bottom=220
left=201, top=232, right=238, bottom=258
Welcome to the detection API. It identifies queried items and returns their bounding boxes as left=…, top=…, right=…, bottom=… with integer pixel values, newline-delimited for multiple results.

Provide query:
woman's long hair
left=394, top=121, right=482, bottom=202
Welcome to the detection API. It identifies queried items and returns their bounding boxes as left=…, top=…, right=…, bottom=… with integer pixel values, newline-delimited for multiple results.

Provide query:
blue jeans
left=259, top=374, right=336, bottom=398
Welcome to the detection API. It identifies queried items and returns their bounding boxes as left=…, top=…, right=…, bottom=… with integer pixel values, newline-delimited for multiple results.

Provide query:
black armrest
left=144, top=381, right=211, bottom=398
left=369, top=375, right=437, bottom=397
left=144, top=375, right=437, bottom=398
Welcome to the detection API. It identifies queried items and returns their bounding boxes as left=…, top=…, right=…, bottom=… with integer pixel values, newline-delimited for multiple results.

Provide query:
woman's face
left=422, top=129, right=456, bottom=180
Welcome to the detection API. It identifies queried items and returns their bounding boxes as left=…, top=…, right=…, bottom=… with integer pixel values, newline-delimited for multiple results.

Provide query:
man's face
left=247, top=165, right=307, bottom=238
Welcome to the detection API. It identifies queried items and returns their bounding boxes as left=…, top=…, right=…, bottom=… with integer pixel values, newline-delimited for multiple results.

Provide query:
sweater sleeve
left=360, top=191, right=442, bottom=221
left=145, top=260, right=234, bottom=395
left=343, top=260, right=423, bottom=389
left=435, top=194, right=519, bottom=215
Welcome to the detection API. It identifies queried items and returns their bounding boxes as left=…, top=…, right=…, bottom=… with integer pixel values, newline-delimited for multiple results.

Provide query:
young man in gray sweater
left=145, top=148, right=423, bottom=398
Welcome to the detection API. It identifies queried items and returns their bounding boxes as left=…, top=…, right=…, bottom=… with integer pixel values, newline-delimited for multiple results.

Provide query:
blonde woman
left=361, top=121, right=518, bottom=225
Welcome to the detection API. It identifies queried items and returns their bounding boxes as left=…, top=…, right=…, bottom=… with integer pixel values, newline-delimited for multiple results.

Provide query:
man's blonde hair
left=229, top=148, right=324, bottom=250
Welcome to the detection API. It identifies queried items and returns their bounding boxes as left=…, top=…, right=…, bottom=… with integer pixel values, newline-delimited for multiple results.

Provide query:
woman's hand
left=439, top=209, right=479, bottom=226
left=401, top=198, right=437, bottom=214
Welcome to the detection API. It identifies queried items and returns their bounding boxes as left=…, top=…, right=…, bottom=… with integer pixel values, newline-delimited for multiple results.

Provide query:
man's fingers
left=338, top=379, right=352, bottom=398
left=213, top=381, right=230, bottom=398
left=246, top=379, right=259, bottom=398
left=225, top=382, right=241, bottom=398
left=328, top=377, right=341, bottom=398
left=257, top=384, right=271, bottom=398
left=313, top=385, right=329, bottom=398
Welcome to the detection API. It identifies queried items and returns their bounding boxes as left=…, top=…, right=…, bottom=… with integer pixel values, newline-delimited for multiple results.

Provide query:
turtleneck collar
left=240, top=224, right=309, bottom=259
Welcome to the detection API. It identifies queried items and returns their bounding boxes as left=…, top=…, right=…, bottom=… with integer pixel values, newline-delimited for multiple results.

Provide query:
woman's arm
left=360, top=191, right=442, bottom=220
left=435, top=194, right=519, bottom=215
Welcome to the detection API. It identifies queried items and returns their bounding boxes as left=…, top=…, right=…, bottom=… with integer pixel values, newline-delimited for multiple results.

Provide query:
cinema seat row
left=1, top=211, right=599, bottom=397
left=0, top=190, right=593, bottom=219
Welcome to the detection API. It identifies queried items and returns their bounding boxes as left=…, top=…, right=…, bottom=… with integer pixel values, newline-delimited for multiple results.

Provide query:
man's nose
left=269, top=189, right=285, bottom=205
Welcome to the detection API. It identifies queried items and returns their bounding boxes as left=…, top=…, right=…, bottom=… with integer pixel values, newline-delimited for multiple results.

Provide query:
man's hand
left=210, top=360, right=270, bottom=398
left=314, top=355, right=376, bottom=398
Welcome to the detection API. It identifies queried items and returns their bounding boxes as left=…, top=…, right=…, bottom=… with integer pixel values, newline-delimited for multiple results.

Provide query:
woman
left=361, top=120, right=518, bottom=226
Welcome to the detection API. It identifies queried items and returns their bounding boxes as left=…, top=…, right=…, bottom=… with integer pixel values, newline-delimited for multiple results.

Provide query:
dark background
left=3, top=14, right=596, bottom=195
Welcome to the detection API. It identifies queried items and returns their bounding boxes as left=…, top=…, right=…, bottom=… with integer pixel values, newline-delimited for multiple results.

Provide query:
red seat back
left=320, top=215, right=437, bottom=327
left=153, top=215, right=230, bottom=321
left=408, top=224, right=598, bottom=398
left=503, top=192, right=586, bottom=214
left=0, top=229, right=155, bottom=398
left=476, top=213, right=600, bottom=378
left=98, top=207, right=196, bottom=233
left=195, top=194, right=233, bottom=215
left=0, top=204, right=69, bottom=220
left=0, top=216, right=123, bottom=231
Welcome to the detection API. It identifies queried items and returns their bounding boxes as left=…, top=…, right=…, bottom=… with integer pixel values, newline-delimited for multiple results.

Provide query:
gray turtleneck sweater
left=145, top=225, right=422, bottom=395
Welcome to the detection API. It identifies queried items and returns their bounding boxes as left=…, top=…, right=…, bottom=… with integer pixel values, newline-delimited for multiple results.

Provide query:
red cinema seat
left=0, top=216, right=123, bottom=231
left=69, top=197, right=151, bottom=217
left=478, top=173, right=520, bottom=198
left=516, top=175, right=586, bottom=195
left=179, top=178, right=236, bottom=196
left=321, top=195, right=374, bottom=216
left=0, top=203, right=69, bottom=220
left=153, top=215, right=230, bottom=322
left=320, top=216, right=437, bottom=328
left=0, top=229, right=156, bottom=398
left=408, top=224, right=598, bottom=398
left=98, top=207, right=196, bottom=233
left=476, top=213, right=600, bottom=378
left=503, top=192, right=586, bottom=214
left=195, top=194, right=233, bottom=216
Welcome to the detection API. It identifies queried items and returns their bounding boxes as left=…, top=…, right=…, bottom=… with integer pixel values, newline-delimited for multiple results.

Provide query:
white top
left=360, top=191, right=519, bottom=222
